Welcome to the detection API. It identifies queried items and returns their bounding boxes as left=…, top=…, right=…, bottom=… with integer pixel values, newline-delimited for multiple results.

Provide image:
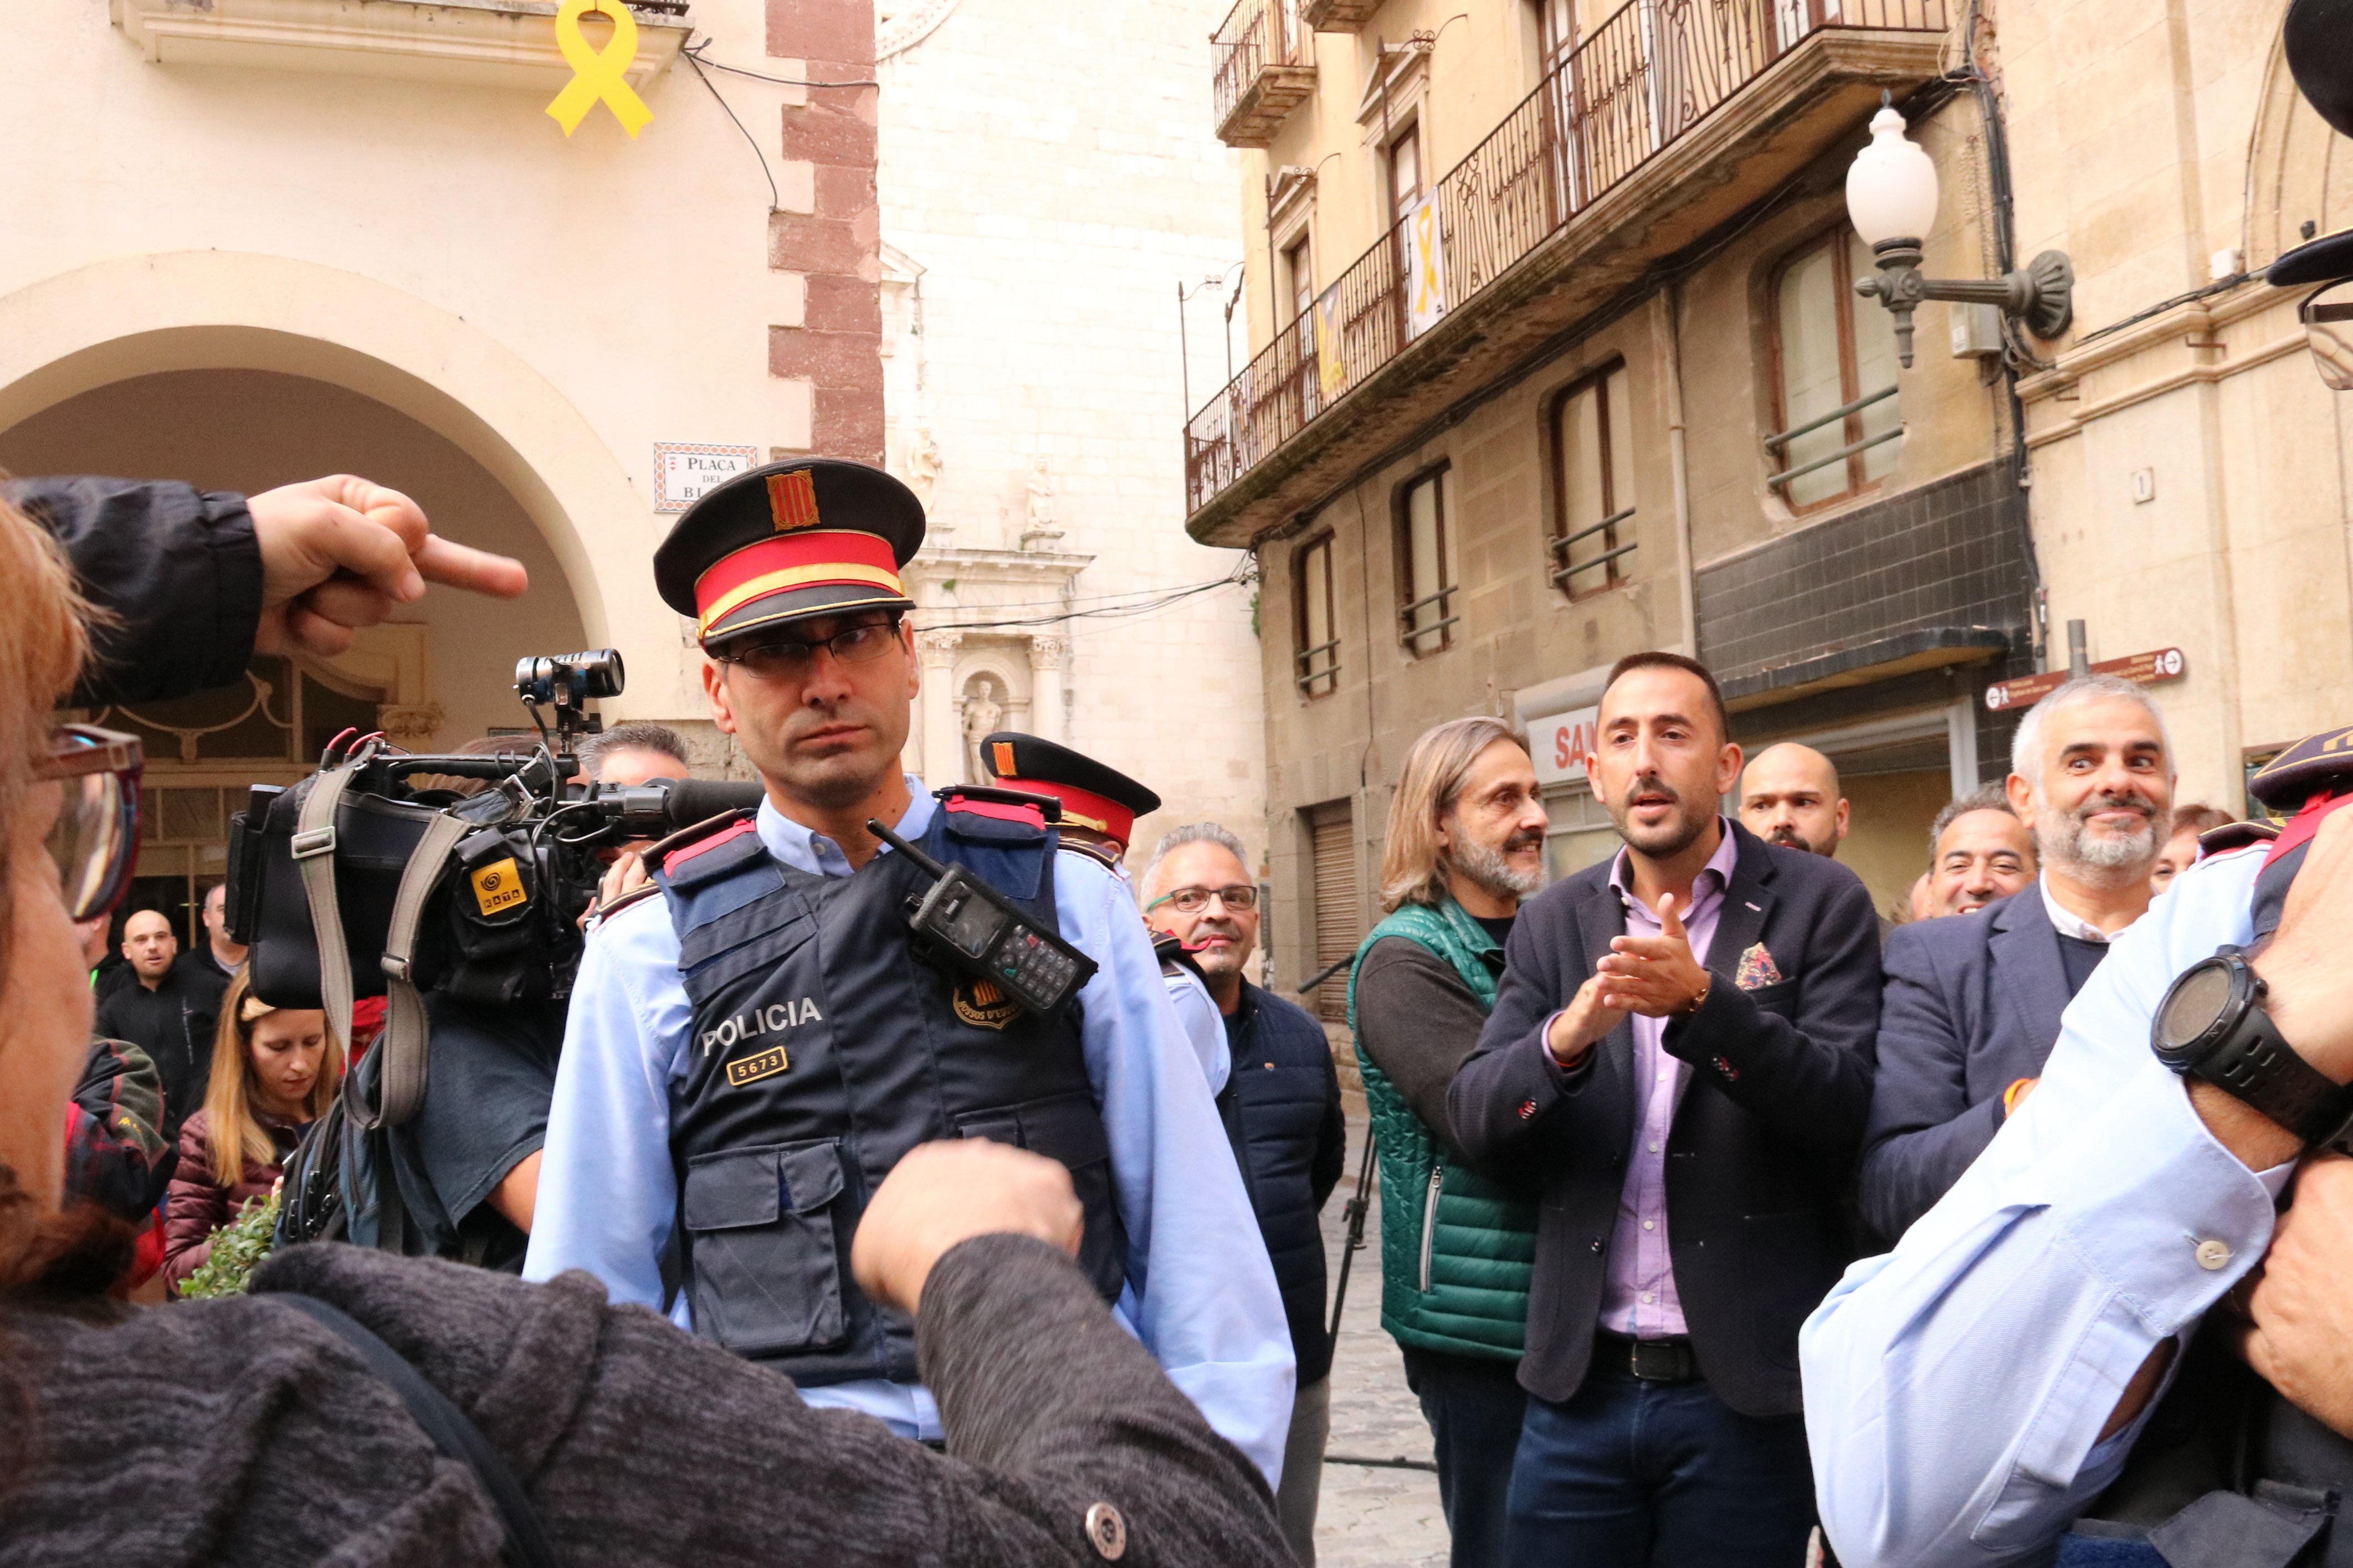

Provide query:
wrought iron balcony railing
left=1184, top=0, right=1950, bottom=517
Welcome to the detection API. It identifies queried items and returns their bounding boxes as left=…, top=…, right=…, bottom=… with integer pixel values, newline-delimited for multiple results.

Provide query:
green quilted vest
left=1347, top=897, right=1538, bottom=1360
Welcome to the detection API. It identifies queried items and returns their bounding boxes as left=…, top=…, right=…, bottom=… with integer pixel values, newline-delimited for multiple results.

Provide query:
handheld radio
left=866, top=816, right=1096, bottom=1016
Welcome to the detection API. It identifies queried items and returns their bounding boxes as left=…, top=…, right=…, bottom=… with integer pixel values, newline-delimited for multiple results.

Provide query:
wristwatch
left=2152, top=948, right=2353, bottom=1148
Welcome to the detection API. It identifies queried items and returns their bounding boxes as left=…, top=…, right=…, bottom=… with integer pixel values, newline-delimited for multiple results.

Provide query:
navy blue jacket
left=1859, top=886, right=2083, bottom=1245
left=1217, top=981, right=1346, bottom=1386
left=1445, top=820, right=1882, bottom=1417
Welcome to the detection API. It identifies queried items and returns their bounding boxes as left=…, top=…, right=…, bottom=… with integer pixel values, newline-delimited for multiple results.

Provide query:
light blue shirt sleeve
left=1163, top=966, right=1232, bottom=1094
left=1058, top=849, right=1295, bottom=1488
left=1800, top=846, right=2293, bottom=1567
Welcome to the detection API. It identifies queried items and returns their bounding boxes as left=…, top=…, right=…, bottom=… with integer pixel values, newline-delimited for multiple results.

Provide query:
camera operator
left=0, top=478, right=1291, bottom=1567
left=524, top=460, right=1295, bottom=1489
left=388, top=725, right=695, bottom=1263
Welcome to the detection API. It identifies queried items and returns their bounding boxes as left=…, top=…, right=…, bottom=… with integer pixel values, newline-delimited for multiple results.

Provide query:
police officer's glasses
left=715, top=621, right=902, bottom=681
left=2302, top=282, right=2353, bottom=391
left=1146, top=884, right=1259, bottom=916
left=37, top=725, right=143, bottom=922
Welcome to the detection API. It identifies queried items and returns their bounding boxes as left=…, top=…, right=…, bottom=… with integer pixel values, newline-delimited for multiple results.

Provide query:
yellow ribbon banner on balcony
left=546, top=0, right=654, bottom=138
left=1406, top=191, right=1448, bottom=338
left=1314, top=285, right=1347, bottom=402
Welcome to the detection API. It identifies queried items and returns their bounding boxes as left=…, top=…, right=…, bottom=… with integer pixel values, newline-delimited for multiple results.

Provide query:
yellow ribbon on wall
left=546, top=0, right=654, bottom=139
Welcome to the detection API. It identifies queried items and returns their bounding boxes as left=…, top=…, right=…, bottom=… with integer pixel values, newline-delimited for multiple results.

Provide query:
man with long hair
left=1348, top=716, right=1548, bottom=1568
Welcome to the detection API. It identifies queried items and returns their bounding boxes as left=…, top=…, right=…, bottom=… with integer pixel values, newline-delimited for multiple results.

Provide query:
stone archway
left=0, top=250, right=688, bottom=718
left=2243, top=17, right=2353, bottom=274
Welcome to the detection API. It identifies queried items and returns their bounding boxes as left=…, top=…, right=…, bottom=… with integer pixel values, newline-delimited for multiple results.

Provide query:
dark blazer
left=1858, top=886, right=2077, bottom=1244
left=1445, top=819, right=1882, bottom=1417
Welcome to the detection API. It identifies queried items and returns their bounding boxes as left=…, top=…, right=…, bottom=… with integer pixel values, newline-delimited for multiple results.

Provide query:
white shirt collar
left=2038, top=871, right=2114, bottom=944
left=756, top=773, right=934, bottom=879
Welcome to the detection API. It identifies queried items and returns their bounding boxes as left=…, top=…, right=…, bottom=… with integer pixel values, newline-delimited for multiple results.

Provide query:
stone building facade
left=1, top=0, right=879, bottom=939
left=1192, top=0, right=2353, bottom=1001
left=873, top=0, right=1266, bottom=868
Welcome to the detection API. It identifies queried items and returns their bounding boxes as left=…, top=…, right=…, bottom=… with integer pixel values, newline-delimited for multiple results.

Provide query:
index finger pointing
left=413, top=534, right=529, bottom=599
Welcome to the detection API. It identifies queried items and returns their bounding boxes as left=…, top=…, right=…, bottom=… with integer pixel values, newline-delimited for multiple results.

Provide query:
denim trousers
left=1504, top=1361, right=1817, bottom=1567
left=1400, top=1345, right=1529, bottom=1568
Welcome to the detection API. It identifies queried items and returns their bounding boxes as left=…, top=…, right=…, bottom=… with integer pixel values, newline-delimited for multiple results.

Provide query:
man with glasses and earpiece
left=1142, top=822, right=1346, bottom=1564
left=525, top=460, right=1296, bottom=1495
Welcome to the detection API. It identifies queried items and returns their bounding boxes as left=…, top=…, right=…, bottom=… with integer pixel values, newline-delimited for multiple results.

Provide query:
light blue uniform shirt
left=526, top=783, right=1293, bottom=1485
left=1800, top=845, right=2295, bottom=1566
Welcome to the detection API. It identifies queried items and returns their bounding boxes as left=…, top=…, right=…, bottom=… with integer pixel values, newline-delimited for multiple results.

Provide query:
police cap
left=981, top=733, right=1160, bottom=853
left=653, top=459, right=925, bottom=649
left=2268, top=0, right=2353, bottom=287
left=2248, top=722, right=2353, bottom=811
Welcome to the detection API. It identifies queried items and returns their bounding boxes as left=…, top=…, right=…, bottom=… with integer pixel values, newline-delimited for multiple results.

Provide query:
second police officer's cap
left=982, top=732, right=1161, bottom=854
left=2267, top=0, right=2353, bottom=289
left=653, top=459, right=926, bottom=647
left=2248, top=722, right=2353, bottom=813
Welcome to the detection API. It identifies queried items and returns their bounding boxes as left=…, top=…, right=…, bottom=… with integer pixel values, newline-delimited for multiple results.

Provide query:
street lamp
left=1846, top=97, right=2074, bottom=368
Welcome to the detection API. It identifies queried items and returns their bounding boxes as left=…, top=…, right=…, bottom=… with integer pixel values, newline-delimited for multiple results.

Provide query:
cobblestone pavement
left=1314, top=1107, right=1452, bottom=1568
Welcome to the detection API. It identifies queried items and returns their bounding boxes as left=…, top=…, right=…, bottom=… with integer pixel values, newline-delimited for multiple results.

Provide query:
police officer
left=525, top=461, right=1294, bottom=1487
left=981, top=731, right=1228, bottom=1094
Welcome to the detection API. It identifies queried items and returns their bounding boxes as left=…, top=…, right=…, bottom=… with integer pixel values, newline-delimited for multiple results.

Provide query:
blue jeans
left=1401, top=1346, right=1528, bottom=1568
left=1505, top=1363, right=1817, bottom=1567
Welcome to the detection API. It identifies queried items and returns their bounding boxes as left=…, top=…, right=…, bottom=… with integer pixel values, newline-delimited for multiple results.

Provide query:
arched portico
left=0, top=250, right=685, bottom=716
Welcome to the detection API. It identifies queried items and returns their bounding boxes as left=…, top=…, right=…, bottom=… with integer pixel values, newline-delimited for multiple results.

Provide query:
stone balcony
left=1183, top=0, right=1952, bottom=547
left=1212, top=0, right=1315, bottom=150
left=110, top=0, right=691, bottom=92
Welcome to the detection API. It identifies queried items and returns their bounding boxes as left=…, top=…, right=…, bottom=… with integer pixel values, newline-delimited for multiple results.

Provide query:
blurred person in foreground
left=1739, top=742, right=1850, bottom=859
left=162, top=972, right=341, bottom=1292
left=1142, top=821, right=1344, bottom=1559
left=1924, top=785, right=2037, bottom=918
left=1448, top=652, right=1883, bottom=1567
left=1859, top=677, right=2173, bottom=1243
left=1347, top=716, right=1545, bottom=1568
left=1804, top=721, right=2353, bottom=1565
left=2153, top=803, right=2236, bottom=896
left=0, top=481, right=1289, bottom=1567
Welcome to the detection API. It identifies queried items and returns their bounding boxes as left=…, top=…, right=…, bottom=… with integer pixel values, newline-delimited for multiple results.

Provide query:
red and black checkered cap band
left=694, top=529, right=912, bottom=644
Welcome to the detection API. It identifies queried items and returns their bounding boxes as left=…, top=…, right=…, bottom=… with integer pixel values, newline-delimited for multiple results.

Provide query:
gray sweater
left=1, top=1236, right=1287, bottom=1567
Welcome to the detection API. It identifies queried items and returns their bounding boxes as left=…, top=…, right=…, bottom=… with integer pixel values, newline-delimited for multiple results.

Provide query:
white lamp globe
left=1845, top=104, right=1940, bottom=247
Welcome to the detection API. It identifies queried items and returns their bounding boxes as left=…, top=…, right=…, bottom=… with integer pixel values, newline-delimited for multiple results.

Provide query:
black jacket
left=1859, top=885, right=2087, bottom=1243
left=1446, top=819, right=1882, bottom=1416
left=1215, top=981, right=1346, bottom=1385
left=92, top=969, right=221, bottom=1145
left=7, top=475, right=262, bottom=706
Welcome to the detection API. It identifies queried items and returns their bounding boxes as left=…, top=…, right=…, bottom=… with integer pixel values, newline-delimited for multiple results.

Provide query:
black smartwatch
left=2152, top=948, right=2353, bottom=1147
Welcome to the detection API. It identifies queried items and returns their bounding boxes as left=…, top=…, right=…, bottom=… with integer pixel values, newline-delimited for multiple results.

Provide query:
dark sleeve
left=1357, top=938, right=1493, bottom=1143
left=7, top=476, right=263, bottom=706
left=1310, top=1045, right=1346, bottom=1211
left=252, top=1238, right=1290, bottom=1568
left=1858, top=927, right=2006, bottom=1242
left=1660, top=867, right=1883, bottom=1158
left=1447, top=898, right=1596, bottom=1164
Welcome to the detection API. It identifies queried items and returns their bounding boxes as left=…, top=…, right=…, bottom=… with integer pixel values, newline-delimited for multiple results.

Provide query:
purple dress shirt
left=1581, top=821, right=1738, bottom=1339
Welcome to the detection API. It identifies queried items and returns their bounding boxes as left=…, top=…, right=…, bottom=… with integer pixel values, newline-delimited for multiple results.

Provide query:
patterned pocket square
left=1735, top=943, right=1784, bottom=990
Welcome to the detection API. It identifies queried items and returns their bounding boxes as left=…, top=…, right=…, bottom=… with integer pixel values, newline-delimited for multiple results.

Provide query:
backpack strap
left=274, top=1294, right=567, bottom=1568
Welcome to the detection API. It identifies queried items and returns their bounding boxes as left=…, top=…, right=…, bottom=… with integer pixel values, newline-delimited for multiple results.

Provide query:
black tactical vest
left=651, top=796, right=1125, bottom=1387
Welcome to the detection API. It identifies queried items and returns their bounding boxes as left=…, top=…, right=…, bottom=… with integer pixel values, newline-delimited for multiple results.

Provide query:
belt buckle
left=1628, top=1339, right=1685, bottom=1381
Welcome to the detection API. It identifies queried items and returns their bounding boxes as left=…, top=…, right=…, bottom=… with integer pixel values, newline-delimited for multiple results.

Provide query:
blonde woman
left=161, top=971, right=341, bottom=1291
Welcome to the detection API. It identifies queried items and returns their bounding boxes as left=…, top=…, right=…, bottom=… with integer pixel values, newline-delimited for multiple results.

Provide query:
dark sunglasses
left=35, top=724, right=143, bottom=922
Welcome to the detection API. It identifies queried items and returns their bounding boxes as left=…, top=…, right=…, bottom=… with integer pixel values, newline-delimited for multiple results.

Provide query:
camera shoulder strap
left=370, top=811, right=470, bottom=1130
left=293, top=755, right=369, bottom=1079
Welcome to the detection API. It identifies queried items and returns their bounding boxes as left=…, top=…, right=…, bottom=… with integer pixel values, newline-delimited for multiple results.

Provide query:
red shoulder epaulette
left=648, top=809, right=757, bottom=873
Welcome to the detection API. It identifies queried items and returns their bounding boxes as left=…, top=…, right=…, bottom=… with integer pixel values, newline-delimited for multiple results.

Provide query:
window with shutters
left=1395, top=466, right=1455, bottom=656
left=1293, top=532, right=1339, bottom=700
left=1767, top=229, right=1903, bottom=511
left=1549, top=362, right=1634, bottom=599
left=1308, top=800, right=1359, bottom=1024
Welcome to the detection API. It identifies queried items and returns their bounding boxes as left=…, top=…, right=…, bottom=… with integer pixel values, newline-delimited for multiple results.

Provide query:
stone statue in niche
left=960, top=675, right=1004, bottom=784
left=1019, top=456, right=1063, bottom=551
